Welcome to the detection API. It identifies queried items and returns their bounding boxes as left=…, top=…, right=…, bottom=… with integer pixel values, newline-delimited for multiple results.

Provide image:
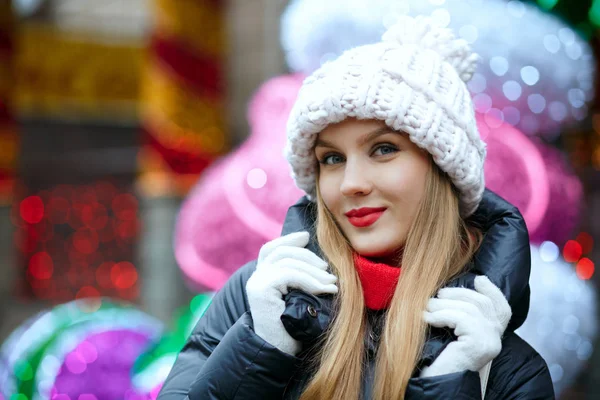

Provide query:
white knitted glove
left=246, top=231, right=338, bottom=355
left=420, top=276, right=512, bottom=378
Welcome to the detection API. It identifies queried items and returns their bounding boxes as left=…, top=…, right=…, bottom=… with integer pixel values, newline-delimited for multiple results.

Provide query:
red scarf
left=353, top=253, right=401, bottom=310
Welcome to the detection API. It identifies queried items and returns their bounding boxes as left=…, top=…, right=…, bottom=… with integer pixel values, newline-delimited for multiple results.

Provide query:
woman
left=158, top=15, right=554, bottom=399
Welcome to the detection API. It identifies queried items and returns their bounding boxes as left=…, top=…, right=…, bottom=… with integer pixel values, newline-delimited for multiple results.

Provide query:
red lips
left=345, top=207, right=387, bottom=228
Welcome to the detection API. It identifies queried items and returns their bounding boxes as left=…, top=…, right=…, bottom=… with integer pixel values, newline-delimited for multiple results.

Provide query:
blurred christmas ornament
left=281, top=0, right=596, bottom=139
left=174, top=75, right=304, bottom=291
left=0, top=299, right=162, bottom=400
left=132, top=293, right=213, bottom=398
left=481, top=114, right=583, bottom=245
left=281, top=0, right=386, bottom=75
left=480, top=114, right=550, bottom=236
left=516, top=244, right=598, bottom=397
left=529, top=142, right=584, bottom=245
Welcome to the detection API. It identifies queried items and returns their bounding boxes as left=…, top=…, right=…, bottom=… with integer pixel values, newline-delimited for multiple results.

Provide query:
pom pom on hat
left=381, top=15, right=480, bottom=82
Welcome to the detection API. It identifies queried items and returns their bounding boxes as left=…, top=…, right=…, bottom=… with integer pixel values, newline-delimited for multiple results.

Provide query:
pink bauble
left=174, top=75, right=305, bottom=291
left=149, top=385, right=162, bottom=399
left=529, top=143, right=583, bottom=245
left=480, top=114, right=550, bottom=235
left=480, top=113, right=582, bottom=245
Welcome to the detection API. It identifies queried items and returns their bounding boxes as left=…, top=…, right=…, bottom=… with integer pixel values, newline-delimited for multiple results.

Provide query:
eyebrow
left=315, top=126, right=397, bottom=149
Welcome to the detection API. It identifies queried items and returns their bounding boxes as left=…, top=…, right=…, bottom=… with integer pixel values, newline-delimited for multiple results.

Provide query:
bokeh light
left=20, top=196, right=44, bottom=224
left=576, top=231, right=594, bottom=254
left=516, top=245, right=597, bottom=396
left=281, top=0, right=596, bottom=138
left=15, top=182, right=141, bottom=302
left=576, top=258, right=595, bottom=280
left=563, top=240, right=583, bottom=263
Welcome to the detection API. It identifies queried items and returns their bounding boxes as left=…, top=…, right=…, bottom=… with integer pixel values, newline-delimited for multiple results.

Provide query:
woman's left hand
left=420, top=276, right=512, bottom=378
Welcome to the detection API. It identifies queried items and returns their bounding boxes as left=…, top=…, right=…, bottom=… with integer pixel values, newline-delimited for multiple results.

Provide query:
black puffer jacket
left=158, top=190, right=554, bottom=399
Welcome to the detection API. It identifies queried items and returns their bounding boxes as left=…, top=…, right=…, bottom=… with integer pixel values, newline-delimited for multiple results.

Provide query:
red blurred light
left=32, top=279, right=57, bottom=299
left=96, top=261, right=115, bottom=289
left=67, top=205, right=84, bottom=230
left=98, top=224, right=115, bottom=243
left=76, top=285, right=100, bottom=299
left=114, top=219, right=139, bottom=240
left=47, top=197, right=71, bottom=225
left=72, top=228, right=100, bottom=255
left=15, top=229, right=38, bottom=254
left=28, top=252, right=54, bottom=280
left=576, top=232, right=594, bottom=255
left=76, top=286, right=102, bottom=312
left=112, top=193, right=138, bottom=221
left=95, top=181, right=118, bottom=204
left=110, top=261, right=138, bottom=289
left=80, top=202, right=108, bottom=230
left=20, top=196, right=44, bottom=224
left=119, top=285, right=140, bottom=301
left=563, top=240, right=583, bottom=263
left=576, top=258, right=595, bottom=280
left=32, top=220, right=54, bottom=242
left=52, top=184, right=74, bottom=199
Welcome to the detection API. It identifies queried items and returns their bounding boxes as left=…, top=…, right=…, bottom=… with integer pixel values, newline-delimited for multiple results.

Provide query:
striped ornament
left=138, top=0, right=229, bottom=197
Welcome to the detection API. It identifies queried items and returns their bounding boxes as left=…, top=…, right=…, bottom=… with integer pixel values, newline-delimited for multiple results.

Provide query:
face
left=315, top=119, right=431, bottom=261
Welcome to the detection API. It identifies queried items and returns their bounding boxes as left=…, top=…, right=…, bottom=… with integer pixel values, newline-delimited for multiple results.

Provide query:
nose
left=340, top=159, right=372, bottom=197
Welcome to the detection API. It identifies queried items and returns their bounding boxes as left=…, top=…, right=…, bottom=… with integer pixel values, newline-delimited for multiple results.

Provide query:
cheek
left=388, top=157, right=428, bottom=198
left=318, top=175, right=339, bottom=210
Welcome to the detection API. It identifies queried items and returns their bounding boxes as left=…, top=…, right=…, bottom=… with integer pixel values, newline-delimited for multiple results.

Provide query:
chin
left=351, top=239, right=401, bottom=259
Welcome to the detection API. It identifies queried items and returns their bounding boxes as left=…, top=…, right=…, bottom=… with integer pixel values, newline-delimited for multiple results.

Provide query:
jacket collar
left=279, top=189, right=531, bottom=331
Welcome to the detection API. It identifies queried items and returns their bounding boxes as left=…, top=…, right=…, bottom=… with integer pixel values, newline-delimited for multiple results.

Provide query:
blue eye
left=320, top=154, right=344, bottom=165
left=373, top=144, right=398, bottom=156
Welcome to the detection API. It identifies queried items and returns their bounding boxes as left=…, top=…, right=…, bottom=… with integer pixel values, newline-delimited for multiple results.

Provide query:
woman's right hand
left=245, top=231, right=338, bottom=355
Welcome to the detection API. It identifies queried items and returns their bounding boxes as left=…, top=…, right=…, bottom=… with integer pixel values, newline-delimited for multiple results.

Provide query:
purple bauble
left=50, top=330, right=153, bottom=400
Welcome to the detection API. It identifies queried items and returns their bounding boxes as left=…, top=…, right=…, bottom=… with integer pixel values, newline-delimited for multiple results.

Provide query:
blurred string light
left=132, top=293, right=213, bottom=398
left=281, top=0, right=596, bottom=139
left=13, top=182, right=141, bottom=302
left=516, top=245, right=598, bottom=396
left=0, top=299, right=163, bottom=400
left=561, top=232, right=596, bottom=280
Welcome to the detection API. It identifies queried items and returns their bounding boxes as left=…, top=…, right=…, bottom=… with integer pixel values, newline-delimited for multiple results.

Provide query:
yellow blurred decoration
left=14, top=24, right=144, bottom=120
left=138, top=0, right=228, bottom=198
left=140, top=64, right=227, bottom=155
left=153, top=0, right=226, bottom=58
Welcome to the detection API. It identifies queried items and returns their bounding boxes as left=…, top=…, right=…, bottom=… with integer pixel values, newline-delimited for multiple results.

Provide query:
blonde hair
left=299, top=158, right=483, bottom=400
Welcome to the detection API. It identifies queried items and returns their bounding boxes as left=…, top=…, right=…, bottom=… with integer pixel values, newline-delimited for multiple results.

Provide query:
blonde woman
left=158, top=15, right=554, bottom=399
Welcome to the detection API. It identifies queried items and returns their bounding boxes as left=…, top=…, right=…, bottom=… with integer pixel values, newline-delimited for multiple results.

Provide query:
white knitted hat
left=284, top=15, right=487, bottom=217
